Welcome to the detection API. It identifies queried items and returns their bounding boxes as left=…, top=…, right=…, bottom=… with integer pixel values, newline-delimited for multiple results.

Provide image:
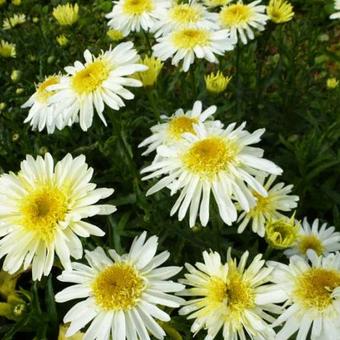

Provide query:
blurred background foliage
left=0, top=0, right=340, bottom=338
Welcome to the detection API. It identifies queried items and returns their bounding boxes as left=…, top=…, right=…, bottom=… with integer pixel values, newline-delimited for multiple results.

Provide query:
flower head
left=48, top=43, right=147, bottom=131
left=269, top=251, right=340, bottom=340
left=219, top=1, right=268, bottom=44
left=179, top=249, right=281, bottom=339
left=152, top=2, right=218, bottom=37
left=237, top=175, right=299, bottom=237
left=139, top=100, right=221, bottom=156
left=142, top=121, right=282, bottom=227
left=0, top=153, right=116, bottom=280
left=205, top=71, right=232, bottom=93
left=106, top=0, right=171, bottom=35
left=52, top=3, right=79, bottom=26
left=152, top=27, right=236, bottom=72
left=267, top=0, right=294, bottom=24
left=55, top=232, right=183, bottom=339
left=285, top=218, right=340, bottom=258
left=0, top=40, right=16, bottom=58
left=265, top=214, right=299, bottom=249
left=3, top=14, right=26, bottom=30
left=22, top=75, right=71, bottom=134
left=134, top=55, right=163, bottom=87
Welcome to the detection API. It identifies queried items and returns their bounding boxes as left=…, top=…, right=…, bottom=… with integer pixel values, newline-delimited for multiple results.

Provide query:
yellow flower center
left=20, top=184, right=68, bottom=244
left=182, top=136, right=238, bottom=178
left=167, top=116, right=198, bottom=141
left=220, top=4, right=252, bottom=27
left=170, top=4, right=201, bottom=24
left=294, top=268, right=340, bottom=311
left=248, top=192, right=272, bottom=217
left=71, top=60, right=110, bottom=95
left=36, top=76, right=60, bottom=103
left=92, top=263, right=145, bottom=311
left=298, top=234, right=324, bottom=256
left=207, top=267, right=254, bottom=316
left=123, top=0, right=154, bottom=15
left=172, top=29, right=209, bottom=49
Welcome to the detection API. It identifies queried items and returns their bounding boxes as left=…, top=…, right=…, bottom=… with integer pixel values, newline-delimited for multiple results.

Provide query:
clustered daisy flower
left=237, top=175, right=299, bottom=237
left=141, top=102, right=283, bottom=228
left=55, top=232, right=184, bottom=340
left=218, top=1, right=268, bottom=44
left=22, top=75, right=67, bottom=134
left=22, top=42, right=146, bottom=132
left=139, top=100, right=222, bottom=156
left=285, top=217, right=340, bottom=258
left=179, top=249, right=282, bottom=339
left=269, top=251, right=340, bottom=339
left=106, top=0, right=171, bottom=35
left=0, top=153, right=116, bottom=280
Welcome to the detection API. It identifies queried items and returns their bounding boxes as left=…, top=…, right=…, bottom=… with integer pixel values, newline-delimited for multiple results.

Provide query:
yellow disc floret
left=92, top=263, right=145, bottom=311
left=36, top=76, right=60, bottom=103
left=182, top=136, right=238, bottom=178
left=172, top=28, right=209, bottom=49
left=20, top=184, right=68, bottom=244
left=220, top=4, right=253, bottom=27
left=167, top=116, right=198, bottom=140
left=170, top=4, right=201, bottom=24
left=248, top=192, right=272, bottom=218
left=71, top=60, right=110, bottom=95
left=123, top=0, right=154, bottom=15
left=298, top=234, right=324, bottom=256
left=294, top=268, right=340, bottom=311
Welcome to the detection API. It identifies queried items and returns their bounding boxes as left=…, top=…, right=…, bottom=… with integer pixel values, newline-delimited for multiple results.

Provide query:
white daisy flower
left=237, top=175, right=299, bottom=237
left=55, top=232, right=184, bottom=340
left=268, top=251, right=340, bottom=340
left=138, top=100, right=222, bottom=156
left=48, top=43, right=147, bottom=131
left=219, top=0, right=268, bottom=45
left=152, top=1, right=218, bottom=38
left=284, top=218, right=340, bottom=258
left=0, top=153, right=116, bottom=281
left=141, top=122, right=282, bottom=228
left=106, top=0, right=171, bottom=35
left=22, top=75, right=71, bottom=134
left=179, top=249, right=282, bottom=339
left=152, top=27, right=236, bottom=72
left=330, top=0, right=340, bottom=20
